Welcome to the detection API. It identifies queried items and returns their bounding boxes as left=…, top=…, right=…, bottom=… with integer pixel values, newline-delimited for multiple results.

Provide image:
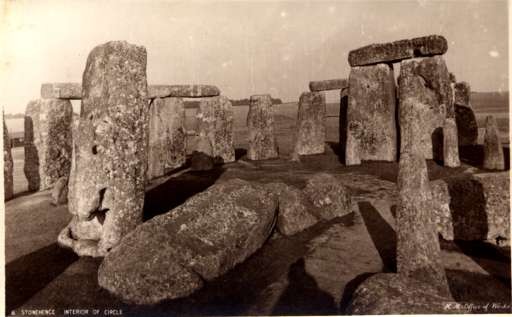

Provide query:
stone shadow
left=235, top=148, right=247, bottom=160
left=338, top=93, right=348, bottom=164
left=459, top=144, right=510, bottom=170
left=431, top=127, right=444, bottom=165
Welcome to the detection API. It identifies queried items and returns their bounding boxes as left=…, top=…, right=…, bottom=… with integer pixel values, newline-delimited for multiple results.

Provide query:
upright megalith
left=346, top=63, right=397, bottom=165
left=4, top=117, right=13, bottom=200
left=293, top=92, right=326, bottom=156
left=196, top=96, right=235, bottom=163
left=442, top=118, right=460, bottom=167
left=24, top=99, right=73, bottom=191
left=59, top=41, right=149, bottom=257
left=454, top=82, right=478, bottom=146
left=147, top=97, right=186, bottom=180
left=483, top=115, right=504, bottom=170
left=247, top=94, right=279, bottom=160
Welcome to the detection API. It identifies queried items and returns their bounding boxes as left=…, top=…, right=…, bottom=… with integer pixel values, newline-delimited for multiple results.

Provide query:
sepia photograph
left=1, top=0, right=510, bottom=315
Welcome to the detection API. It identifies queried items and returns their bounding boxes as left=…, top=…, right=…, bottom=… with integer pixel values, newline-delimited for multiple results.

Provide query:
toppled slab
left=309, top=78, right=348, bottom=92
left=98, top=179, right=278, bottom=304
left=148, top=84, right=220, bottom=98
left=41, top=83, right=82, bottom=99
left=348, top=34, right=448, bottom=66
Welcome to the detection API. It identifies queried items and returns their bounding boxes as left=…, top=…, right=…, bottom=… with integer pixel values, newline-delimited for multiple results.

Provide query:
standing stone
left=453, top=82, right=478, bottom=146
left=4, top=117, right=13, bottom=200
left=59, top=41, right=148, bottom=257
left=247, top=94, right=279, bottom=160
left=293, top=92, right=326, bottom=155
left=147, top=97, right=186, bottom=180
left=196, top=96, right=235, bottom=163
left=41, top=83, right=82, bottom=99
left=454, top=82, right=470, bottom=106
left=398, top=56, right=451, bottom=160
left=24, top=99, right=73, bottom=191
left=346, top=63, right=397, bottom=165
left=483, top=115, right=504, bottom=170
left=443, top=118, right=460, bottom=167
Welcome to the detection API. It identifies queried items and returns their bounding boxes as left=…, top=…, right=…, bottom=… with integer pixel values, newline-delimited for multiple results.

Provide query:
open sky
left=0, top=0, right=508, bottom=114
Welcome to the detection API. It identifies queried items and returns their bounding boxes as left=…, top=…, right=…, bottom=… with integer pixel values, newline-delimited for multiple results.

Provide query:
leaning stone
left=348, top=35, right=448, bottom=67
left=147, top=97, right=186, bottom=180
left=454, top=81, right=471, bottom=106
left=302, top=173, right=352, bottom=220
left=24, top=99, right=73, bottom=191
left=396, top=152, right=451, bottom=298
left=51, top=176, right=68, bottom=205
left=309, top=78, right=348, bottom=92
left=148, top=84, right=220, bottom=99
left=398, top=56, right=452, bottom=159
left=3, top=117, right=13, bottom=200
left=443, top=118, right=460, bottom=167
left=346, top=63, right=397, bottom=165
left=41, top=83, right=82, bottom=99
left=293, top=92, right=326, bottom=155
left=197, top=96, right=235, bottom=163
left=455, top=104, right=478, bottom=146
left=98, top=179, right=277, bottom=304
left=483, top=115, right=504, bottom=170
left=61, top=41, right=148, bottom=257
left=247, top=94, right=279, bottom=160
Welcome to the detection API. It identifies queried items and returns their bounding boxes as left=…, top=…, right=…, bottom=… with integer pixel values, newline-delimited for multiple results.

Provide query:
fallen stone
left=98, top=179, right=278, bottom=304
left=443, top=118, right=460, bottom=167
left=190, top=151, right=215, bottom=171
left=483, top=115, right=504, bottom=170
left=4, top=117, right=13, bottom=200
left=148, top=84, right=220, bottom=99
left=309, top=78, right=348, bottom=92
left=247, top=94, right=279, bottom=160
left=41, top=83, right=82, bottom=99
left=303, top=173, right=352, bottom=220
left=62, top=41, right=148, bottom=257
left=346, top=63, right=397, bottom=165
left=197, top=96, right=235, bottom=163
left=24, top=99, right=73, bottom=191
left=348, top=34, right=448, bottom=67
left=455, top=104, right=478, bottom=146
left=454, top=81, right=470, bottom=106
left=51, top=176, right=68, bottom=205
left=293, top=92, right=326, bottom=155
left=147, top=97, right=186, bottom=180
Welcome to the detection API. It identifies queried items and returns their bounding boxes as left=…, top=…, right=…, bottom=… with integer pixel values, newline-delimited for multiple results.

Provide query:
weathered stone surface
left=247, top=94, right=279, bottom=160
left=190, top=151, right=214, bottom=171
left=431, top=172, right=510, bottom=245
left=197, top=96, right=235, bottom=163
left=147, top=97, right=186, bottom=180
left=398, top=56, right=452, bottom=160
left=396, top=152, right=451, bottom=297
left=443, top=118, right=460, bottom=167
left=348, top=35, right=448, bottom=67
left=24, top=99, right=73, bottom=191
left=60, top=41, right=148, bottom=257
left=41, top=83, right=82, bottom=99
left=4, top=117, right=13, bottom=200
left=454, top=81, right=470, bottom=106
left=455, top=104, right=478, bottom=146
left=303, top=173, right=352, bottom=220
left=98, top=179, right=278, bottom=304
left=148, top=84, right=220, bottom=99
left=51, top=176, right=68, bottom=205
left=346, top=274, right=458, bottom=314
left=483, top=115, right=504, bottom=170
left=346, top=63, right=397, bottom=165
left=309, top=78, right=348, bottom=92
left=293, top=92, right=326, bottom=156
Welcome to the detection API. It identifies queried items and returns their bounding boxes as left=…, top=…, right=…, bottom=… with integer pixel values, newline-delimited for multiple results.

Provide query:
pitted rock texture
left=147, top=97, right=186, bottom=180
left=24, top=99, right=73, bottom=191
left=303, top=173, right=352, bottom=220
left=443, top=118, right=460, bottom=167
left=247, top=94, right=279, bottom=160
left=98, top=179, right=278, bottom=304
left=455, top=104, right=478, bottom=146
left=396, top=152, right=451, bottom=298
left=51, top=176, right=68, bottom=205
left=197, top=96, right=235, bottom=163
left=41, top=83, right=82, bottom=99
left=431, top=172, right=510, bottom=245
left=61, top=41, right=148, bottom=257
left=293, top=92, right=326, bottom=156
left=148, top=84, right=220, bottom=99
left=454, top=81, right=471, bottom=106
left=4, top=118, right=13, bottom=200
left=398, top=56, right=452, bottom=160
left=483, top=115, right=504, bottom=170
left=348, top=34, right=448, bottom=67
left=346, top=63, right=397, bottom=165
left=309, top=78, right=348, bottom=92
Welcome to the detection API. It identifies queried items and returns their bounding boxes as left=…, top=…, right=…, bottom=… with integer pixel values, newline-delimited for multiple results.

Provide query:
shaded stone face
left=348, top=34, right=448, bottom=67
left=346, top=63, right=397, bottom=165
left=197, top=96, right=235, bottom=163
left=148, top=85, right=220, bottom=99
left=309, top=78, right=348, bottom=92
left=60, top=41, right=148, bottom=257
left=247, top=94, right=279, bottom=160
left=442, top=118, right=460, bottom=167
left=454, top=81, right=470, bottom=106
left=51, top=176, right=68, bottom=205
left=455, top=104, right=478, bottom=146
left=24, top=99, right=73, bottom=191
left=147, top=97, right=186, bottom=180
left=398, top=56, right=452, bottom=159
left=4, top=118, right=13, bottom=200
left=483, top=115, right=504, bottom=170
left=293, top=91, right=326, bottom=156
left=41, top=83, right=82, bottom=99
